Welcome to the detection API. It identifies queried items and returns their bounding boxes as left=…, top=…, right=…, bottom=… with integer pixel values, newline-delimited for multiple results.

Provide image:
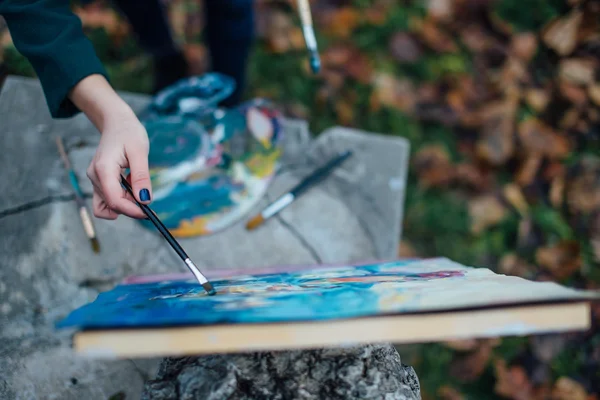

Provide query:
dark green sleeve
left=0, top=0, right=109, bottom=118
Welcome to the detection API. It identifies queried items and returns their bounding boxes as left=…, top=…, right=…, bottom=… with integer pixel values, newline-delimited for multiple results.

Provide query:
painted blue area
left=56, top=259, right=466, bottom=330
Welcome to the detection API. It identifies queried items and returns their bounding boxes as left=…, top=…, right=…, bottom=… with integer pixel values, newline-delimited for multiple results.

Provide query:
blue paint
left=310, top=53, right=321, bottom=74
left=56, top=259, right=466, bottom=330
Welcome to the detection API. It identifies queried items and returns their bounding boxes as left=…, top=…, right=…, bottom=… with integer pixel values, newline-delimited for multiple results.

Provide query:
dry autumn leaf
left=372, top=72, right=416, bottom=113
left=551, top=377, right=590, bottom=400
left=412, top=144, right=454, bottom=188
left=542, top=9, right=583, bottom=56
left=317, top=6, right=361, bottom=39
left=437, top=386, right=465, bottom=400
left=475, top=100, right=517, bottom=166
left=427, top=0, right=454, bottom=22
left=535, top=240, right=582, bottom=280
left=449, top=340, right=495, bottom=382
left=589, top=83, right=600, bottom=107
left=510, top=32, right=538, bottom=62
left=494, top=359, right=533, bottom=400
left=468, top=194, right=508, bottom=234
left=398, top=240, right=418, bottom=258
left=559, top=58, right=597, bottom=86
left=416, top=17, right=458, bottom=53
left=525, top=88, right=551, bottom=113
left=566, top=156, right=600, bottom=214
left=503, top=183, right=529, bottom=216
left=499, top=253, right=536, bottom=279
left=517, top=119, right=572, bottom=159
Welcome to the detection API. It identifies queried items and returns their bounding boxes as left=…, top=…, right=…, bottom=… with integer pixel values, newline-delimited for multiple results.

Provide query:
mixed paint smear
left=137, top=74, right=284, bottom=237
left=56, top=258, right=595, bottom=330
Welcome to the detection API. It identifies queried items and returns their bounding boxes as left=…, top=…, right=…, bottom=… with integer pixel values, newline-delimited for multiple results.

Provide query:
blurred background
left=1, top=0, right=599, bottom=398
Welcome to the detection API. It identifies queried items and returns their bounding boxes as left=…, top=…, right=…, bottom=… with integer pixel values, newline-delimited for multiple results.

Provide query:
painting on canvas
left=57, top=258, right=594, bottom=330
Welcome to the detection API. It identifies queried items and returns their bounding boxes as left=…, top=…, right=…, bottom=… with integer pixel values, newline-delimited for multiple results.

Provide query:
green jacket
left=0, top=0, right=108, bottom=118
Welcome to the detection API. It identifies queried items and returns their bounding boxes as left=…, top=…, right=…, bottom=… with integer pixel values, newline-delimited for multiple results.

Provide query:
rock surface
left=0, top=76, right=417, bottom=399
left=142, top=345, right=420, bottom=400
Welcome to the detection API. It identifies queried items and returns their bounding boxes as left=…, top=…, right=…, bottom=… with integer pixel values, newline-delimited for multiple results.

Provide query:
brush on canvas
left=246, top=150, right=352, bottom=230
left=55, top=136, right=100, bottom=253
left=297, top=0, right=320, bottom=73
left=119, top=175, right=216, bottom=296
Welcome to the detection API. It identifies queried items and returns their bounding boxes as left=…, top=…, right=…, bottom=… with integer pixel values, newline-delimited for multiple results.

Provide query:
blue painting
left=56, top=258, right=594, bottom=331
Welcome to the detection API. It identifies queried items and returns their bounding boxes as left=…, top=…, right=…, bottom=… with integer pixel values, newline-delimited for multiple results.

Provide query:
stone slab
left=0, top=76, right=415, bottom=400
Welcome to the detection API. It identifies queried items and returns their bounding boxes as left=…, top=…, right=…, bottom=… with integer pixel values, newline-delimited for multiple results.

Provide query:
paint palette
left=137, top=74, right=284, bottom=237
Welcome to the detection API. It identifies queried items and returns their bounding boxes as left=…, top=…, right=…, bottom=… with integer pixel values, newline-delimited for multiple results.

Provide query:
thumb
left=127, top=145, right=153, bottom=204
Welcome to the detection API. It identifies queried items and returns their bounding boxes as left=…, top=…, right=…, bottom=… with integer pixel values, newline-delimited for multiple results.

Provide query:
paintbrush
left=246, top=150, right=352, bottom=230
left=297, top=0, right=321, bottom=73
left=119, top=175, right=216, bottom=296
left=55, top=136, right=100, bottom=253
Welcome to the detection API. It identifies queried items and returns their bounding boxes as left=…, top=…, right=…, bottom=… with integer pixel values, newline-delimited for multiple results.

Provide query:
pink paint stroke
left=120, top=257, right=429, bottom=285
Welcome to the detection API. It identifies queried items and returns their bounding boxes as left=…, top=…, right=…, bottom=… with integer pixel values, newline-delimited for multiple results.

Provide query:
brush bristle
left=309, top=53, right=321, bottom=73
left=202, top=282, right=216, bottom=296
left=90, top=238, right=100, bottom=253
left=245, top=214, right=265, bottom=231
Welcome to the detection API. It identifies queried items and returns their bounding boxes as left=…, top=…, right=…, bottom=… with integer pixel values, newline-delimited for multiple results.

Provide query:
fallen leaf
left=566, top=156, right=600, bottom=214
left=475, top=100, right=517, bottom=166
left=552, top=377, right=589, bottom=400
left=335, top=97, right=355, bottom=126
left=460, top=25, right=493, bottom=53
left=589, top=83, right=600, bottom=107
left=437, top=386, right=465, bottom=400
left=535, top=241, right=582, bottom=280
left=559, top=107, right=581, bottom=130
left=416, top=17, right=458, bottom=53
left=449, top=340, right=494, bottom=382
left=559, top=81, right=588, bottom=107
left=559, top=58, right=597, bottom=86
left=510, top=32, right=538, bottom=62
left=412, top=144, right=454, bottom=188
left=397, top=240, right=418, bottom=258
left=454, top=163, right=492, bottom=191
left=542, top=9, right=583, bottom=56
left=469, top=194, right=508, bottom=234
left=516, top=155, right=543, bottom=186
left=518, top=119, right=572, bottom=159
left=499, top=253, right=536, bottom=279
left=427, top=0, right=454, bottom=22
left=389, top=32, right=422, bottom=63
left=494, top=359, right=533, bottom=400
left=372, top=72, right=416, bottom=113
left=503, top=183, right=529, bottom=216
left=525, top=88, right=551, bottom=113
left=317, top=7, right=361, bottom=39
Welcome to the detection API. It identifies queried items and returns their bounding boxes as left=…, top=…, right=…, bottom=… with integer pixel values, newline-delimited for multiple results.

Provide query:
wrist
left=69, top=74, right=136, bottom=132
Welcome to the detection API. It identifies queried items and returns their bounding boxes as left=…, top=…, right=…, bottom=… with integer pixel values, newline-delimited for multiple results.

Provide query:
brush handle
left=297, top=0, right=313, bottom=26
left=291, top=150, right=352, bottom=197
left=119, top=175, right=189, bottom=261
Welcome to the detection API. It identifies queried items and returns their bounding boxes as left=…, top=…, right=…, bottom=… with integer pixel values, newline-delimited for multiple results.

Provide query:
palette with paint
left=137, top=74, right=284, bottom=237
left=57, top=258, right=599, bottom=358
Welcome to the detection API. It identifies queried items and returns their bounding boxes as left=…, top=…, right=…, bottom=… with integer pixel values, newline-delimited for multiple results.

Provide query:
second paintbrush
left=246, top=150, right=352, bottom=230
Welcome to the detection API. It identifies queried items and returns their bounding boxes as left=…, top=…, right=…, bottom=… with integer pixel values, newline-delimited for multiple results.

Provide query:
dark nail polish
left=140, top=189, right=151, bottom=202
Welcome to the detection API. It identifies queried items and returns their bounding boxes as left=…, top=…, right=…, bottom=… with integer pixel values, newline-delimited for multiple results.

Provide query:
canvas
left=57, top=258, right=598, bottom=331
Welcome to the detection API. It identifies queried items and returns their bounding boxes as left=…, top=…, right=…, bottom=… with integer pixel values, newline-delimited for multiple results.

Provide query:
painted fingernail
left=140, top=189, right=151, bottom=202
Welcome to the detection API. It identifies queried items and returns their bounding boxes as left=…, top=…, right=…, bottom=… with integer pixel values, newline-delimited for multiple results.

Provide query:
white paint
left=261, top=193, right=295, bottom=218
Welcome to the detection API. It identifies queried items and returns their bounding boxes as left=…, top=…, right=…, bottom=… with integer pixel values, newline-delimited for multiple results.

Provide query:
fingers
left=88, top=162, right=146, bottom=220
left=126, top=142, right=152, bottom=205
left=91, top=189, right=118, bottom=220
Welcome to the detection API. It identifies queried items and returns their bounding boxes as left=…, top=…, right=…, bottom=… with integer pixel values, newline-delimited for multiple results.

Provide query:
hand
left=69, top=74, right=153, bottom=220
left=86, top=114, right=152, bottom=220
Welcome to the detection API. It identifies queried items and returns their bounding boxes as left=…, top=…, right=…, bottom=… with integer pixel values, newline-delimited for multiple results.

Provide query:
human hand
left=86, top=114, right=152, bottom=220
left=69, top=74, right=152, bottom=220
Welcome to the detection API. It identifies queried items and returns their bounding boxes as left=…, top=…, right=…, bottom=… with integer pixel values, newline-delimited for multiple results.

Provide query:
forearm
left=69, top=74, right=135, bottom=132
